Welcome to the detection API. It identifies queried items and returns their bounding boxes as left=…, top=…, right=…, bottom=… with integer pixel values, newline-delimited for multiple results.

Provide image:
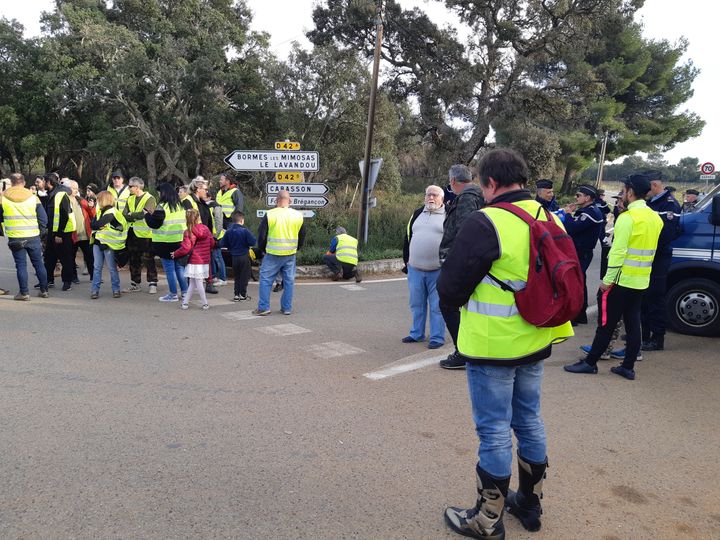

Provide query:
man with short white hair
left=401, top=185, right=447, bottom=349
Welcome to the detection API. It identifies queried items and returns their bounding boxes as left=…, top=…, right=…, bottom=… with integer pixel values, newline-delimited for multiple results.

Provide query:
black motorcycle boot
left=505, top=455, right=547, bottom=532
left=444, top=465, right=510, bottom=539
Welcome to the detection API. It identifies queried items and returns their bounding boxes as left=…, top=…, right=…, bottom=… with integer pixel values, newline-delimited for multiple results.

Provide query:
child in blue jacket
left=220, top=211, right=257, bottom=300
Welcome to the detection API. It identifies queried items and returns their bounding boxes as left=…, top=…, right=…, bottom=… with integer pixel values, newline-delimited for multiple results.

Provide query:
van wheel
left=667, top=278, right=720, bottom=337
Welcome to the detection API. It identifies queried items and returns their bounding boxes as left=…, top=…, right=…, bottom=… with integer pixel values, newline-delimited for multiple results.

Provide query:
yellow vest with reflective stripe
left=612, top=202, right=663, bottom=289
left=109, top=185, right=130, bottom=212
left=52, top=192, right=77, bottom=233
left=2, top=195, right=40, bottom=238
left=458, top=199, right=573, bottom=361
left=335, top=233, right=358, bottom=265
left=94, top=207, right=128, bottom=250
left=151, top=203, right=186, bottom=244
left=266, top=207, right=303, bottom=256
left=127, top=192, right=154, bottom=238
left=217, top=187, right=237, bottom=218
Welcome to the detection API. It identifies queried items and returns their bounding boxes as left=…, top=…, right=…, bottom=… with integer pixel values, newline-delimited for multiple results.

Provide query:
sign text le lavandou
left=225, top=150, right=319, bottom=172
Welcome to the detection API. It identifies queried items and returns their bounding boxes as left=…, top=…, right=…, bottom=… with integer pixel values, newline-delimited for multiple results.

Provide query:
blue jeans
left=407, top=265, right=445, bottom=343
left=92, top=244, right=120, bottom=293
left=10, top=237, right=47, bottom=294
left=211, top=248, right=226, bottom=280
left=466, top=362, right=547, bottom=478
left=160, top=257, right=187, bottom=296
left=258, top=253, right=295, bottom=312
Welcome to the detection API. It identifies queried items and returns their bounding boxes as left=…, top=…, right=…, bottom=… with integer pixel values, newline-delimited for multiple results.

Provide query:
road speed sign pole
left=358, top=0, right=384, bottom=246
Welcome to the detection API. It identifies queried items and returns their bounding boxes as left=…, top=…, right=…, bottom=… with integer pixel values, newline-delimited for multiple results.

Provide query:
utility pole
left=358, top=0, right=384, bottom=246
left=595, top=131, right=609, bottom=189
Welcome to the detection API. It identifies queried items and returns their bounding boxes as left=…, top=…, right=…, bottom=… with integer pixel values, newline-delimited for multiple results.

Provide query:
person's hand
left=401, top=265, right=408, bottom=274
left=599, top=282, right=611, bottom=292
left=564, top=203, right=577, bottom=213
left=170, top=252, right=175, bottom=259
left=54, top=236, right=62, bottom=245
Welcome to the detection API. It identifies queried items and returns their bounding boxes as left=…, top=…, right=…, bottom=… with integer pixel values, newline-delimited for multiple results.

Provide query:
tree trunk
left=8, top=147, right=21, bottom=172
left=146, top=151, right=157, bottom=190
left=560, top=162, right=574, bottom=195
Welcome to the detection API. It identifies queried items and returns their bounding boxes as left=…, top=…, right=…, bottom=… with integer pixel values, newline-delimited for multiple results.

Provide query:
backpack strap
left=492, top=201, right=550, bottom=223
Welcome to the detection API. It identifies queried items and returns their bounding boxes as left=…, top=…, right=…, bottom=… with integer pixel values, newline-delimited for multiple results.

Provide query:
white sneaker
left=148, top=284, right=157, bottom=294
left=213, top=279, right=227, bottom=286
left=181, top=303, right=189, bottom=310
left=202, top=304, right=210, bottom=310
left=123, top=283, right=141, bottom=293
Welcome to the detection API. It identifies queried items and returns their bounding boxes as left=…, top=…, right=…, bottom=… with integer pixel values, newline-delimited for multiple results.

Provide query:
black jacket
left=564, top=203, right=604, bottom=252
left=437, top=189, right=552, bottom=366
left=145, top=203, right=183, bottom=259
left=648, top=189, right=682, bottom=255
left=439, top=184, right=485, bottom=263
left=46, top=185, right=73, bottom=234
left=402, top=206, right=424, bottom=269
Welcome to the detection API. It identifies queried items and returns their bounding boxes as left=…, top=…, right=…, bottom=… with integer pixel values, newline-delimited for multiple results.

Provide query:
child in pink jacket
left=172, top=209, right=214, bottom=310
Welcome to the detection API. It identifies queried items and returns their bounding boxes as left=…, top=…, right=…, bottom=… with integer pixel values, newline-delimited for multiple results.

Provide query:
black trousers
left=127, top=232, right=158, bottom=285
left=641, top=254, right=671, bottom=338
left=575, top=249, right=594, bottom=322
left=232, top=254, right=251, bottom=296
left=600, top=244, right=611, bottom=280
left=587, top=285, right=644, bottom=370
left=74, top=240, right=94, bottom=279
left=44, top=232, right=75, bottom=285
left=323, top=253, right=356, bottom=279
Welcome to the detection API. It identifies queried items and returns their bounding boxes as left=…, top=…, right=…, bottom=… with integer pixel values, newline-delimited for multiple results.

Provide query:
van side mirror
left=711, top=195, right=720, bottom=226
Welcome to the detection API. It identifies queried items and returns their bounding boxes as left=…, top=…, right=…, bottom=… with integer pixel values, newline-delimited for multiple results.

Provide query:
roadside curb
left=295, top=258, right=404, bottom=278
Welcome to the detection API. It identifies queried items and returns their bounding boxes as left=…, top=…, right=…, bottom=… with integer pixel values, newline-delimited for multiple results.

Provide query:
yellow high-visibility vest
left=217, top=187, right=238, bottom=218
left=458, top=199, right=573, bottom=361
left=1, top=195, right=40, bottom=238
left=335, top=233, right=358, bottom=265
left=52, top=192, right=77, bottom=233
left=266, top=207, right=303, bottom=256
left=127, top=192, right=154, bottom=239
left=93, top=207, right=128, bottom=250
left=109, top=185, right=130, bottom=212
left=151, top=203, right=186, bottom=244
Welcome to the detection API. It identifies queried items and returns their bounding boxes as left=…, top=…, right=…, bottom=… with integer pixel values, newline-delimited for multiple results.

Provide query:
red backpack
left=488, top=202, right=584, bottom=327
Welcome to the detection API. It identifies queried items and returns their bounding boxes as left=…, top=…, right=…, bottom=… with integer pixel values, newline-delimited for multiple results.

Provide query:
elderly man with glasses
left=563, top=184, right=605, bottom=325
left=401, top=185, right=447, bottom=349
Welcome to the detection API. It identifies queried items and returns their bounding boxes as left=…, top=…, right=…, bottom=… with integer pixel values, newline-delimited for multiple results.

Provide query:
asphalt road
left=1, top=247, right=718, bottom=539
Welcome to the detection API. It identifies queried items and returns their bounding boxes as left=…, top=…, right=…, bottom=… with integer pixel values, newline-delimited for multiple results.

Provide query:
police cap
left=536, top=179, right=553, bottom=189
left=577, top=184, right=598, bottom=199
left=686, top=189, right=699, bottom=195
left=622, top=174, right=652, bottom=196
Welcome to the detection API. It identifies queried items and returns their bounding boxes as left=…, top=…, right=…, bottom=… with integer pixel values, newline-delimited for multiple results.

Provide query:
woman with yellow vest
left=438, top=149, right=573, bottom=539
left=89, top=191, right=127, bottom=299
left=145, top=183, right=188, bottom=302
left=565, top=173, right=663, bottom=380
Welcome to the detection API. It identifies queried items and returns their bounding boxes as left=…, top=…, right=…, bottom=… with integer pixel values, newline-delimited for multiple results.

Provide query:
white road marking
left=340, top=284, right=365, bottom=291
left=246, top=277, right=407, bottom=286
left=256, top=323, right=312, bottom=336
left=221, top=310, right=261, bottom=321
left=364, top=353, right=449, bottom=380
left=307, top=341, right=365, bottom=358
left=202, top=297, right=235, bottom=306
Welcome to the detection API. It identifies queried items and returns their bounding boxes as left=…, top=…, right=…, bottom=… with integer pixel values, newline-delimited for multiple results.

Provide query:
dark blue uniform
left=641, top=190, right=682, bottom=344
left=564, top=203, right=605, bottom=323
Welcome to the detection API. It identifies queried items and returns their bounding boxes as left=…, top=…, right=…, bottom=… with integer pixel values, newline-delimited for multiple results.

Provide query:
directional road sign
left=266, top=195, right=329, bottom=208
left=224, top=150, right=319, bottom=172
left=274, top=141, right=301, bottom=150
left=266, top=182, right=328, bottom=195
left=275, top=172, right=304, bottom=183
left=257, top=209, right=315, bottom=219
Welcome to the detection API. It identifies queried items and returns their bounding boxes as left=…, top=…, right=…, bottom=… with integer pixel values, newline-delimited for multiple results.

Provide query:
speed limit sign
left=701, top=162, right=715, bottom=174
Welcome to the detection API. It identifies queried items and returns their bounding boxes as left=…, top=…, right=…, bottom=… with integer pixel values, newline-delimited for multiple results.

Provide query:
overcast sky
left=5, top=0, right=718, bottom=168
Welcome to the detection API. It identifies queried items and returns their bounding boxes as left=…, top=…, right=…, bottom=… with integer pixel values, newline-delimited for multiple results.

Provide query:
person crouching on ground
left=220, top=210, right=256, bottom=301
left=173, top=208, right=213, bottom=310
left=323, top=226, right=361, bottom=282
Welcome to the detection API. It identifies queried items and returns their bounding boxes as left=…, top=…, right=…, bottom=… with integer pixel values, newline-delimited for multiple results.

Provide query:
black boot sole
left=505, top=491, right=542, bottom=532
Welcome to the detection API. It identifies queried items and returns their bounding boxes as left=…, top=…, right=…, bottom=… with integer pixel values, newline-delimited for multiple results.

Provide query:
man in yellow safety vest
left=108, top=170, right=130, bottom=212
left=122, top=176, right=158, bottom=294
left=0, top=173, right=50, bottom=300
left=565, top=173, right=663, bottom=380
left=252, top=190, right=305, bottom=316
left=323, top=226, right=361, bottom=282
left=438, top=148, right=573, bottom=539
left=43, top=172, right=77, bottom=291
left=216, top=172, right=244, bottom=229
